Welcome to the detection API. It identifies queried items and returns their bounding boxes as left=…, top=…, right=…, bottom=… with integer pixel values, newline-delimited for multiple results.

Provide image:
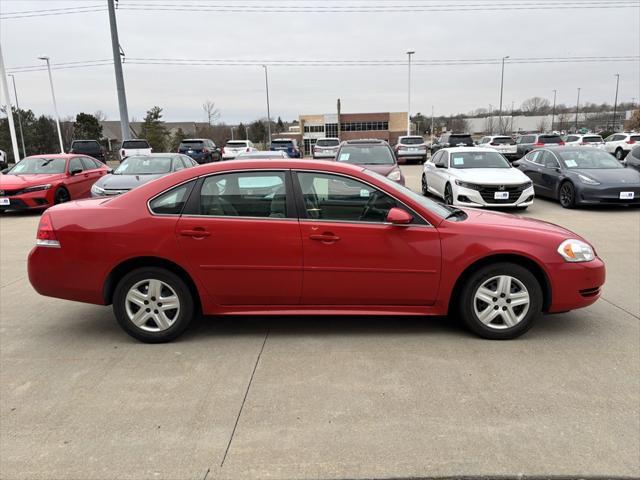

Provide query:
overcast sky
left=1, top=0, right=639, bottom=124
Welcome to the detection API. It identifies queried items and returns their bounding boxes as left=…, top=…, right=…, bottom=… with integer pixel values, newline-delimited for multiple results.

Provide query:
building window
left=304, top=125, right=325, bottom=133
left=325, top=123, right=338, bottom=137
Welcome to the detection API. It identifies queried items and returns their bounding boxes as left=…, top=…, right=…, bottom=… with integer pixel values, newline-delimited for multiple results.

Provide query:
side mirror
left=386, top=207, right=413, bottom=225
left=1, top=168, right=8, bottom=174
left=106, top=168, right=114, bottom=174
left=555, top=167, right=561, bottom=173
left=435, top=163, right=446, bottom=168
left=70, top=168, right=82, bottom=176
left=512, top=161, right=521, bottom=167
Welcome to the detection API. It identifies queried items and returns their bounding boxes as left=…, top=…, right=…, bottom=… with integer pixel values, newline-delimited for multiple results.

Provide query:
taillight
left=558, top=140, right=565, bottom=146
left=121, top=149, right=125, bottom=156
left=626, top=139, right=636, bottom=144
left=246, top=147, right=250, bottom=152
left=533, top=142, right=544, bottom=147
left=36, top=214, right=60, bottom=248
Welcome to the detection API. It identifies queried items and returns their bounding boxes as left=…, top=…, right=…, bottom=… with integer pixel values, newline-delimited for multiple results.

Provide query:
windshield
left=400, top=137, right=424, bottom=145
left=450, top=151, right=510, bottom=169
left=316, top=139, right=339, bottom=147
left=557, top=149, right=623, bottom=169
left=337, top=145, right=395, bottom=165
left=491, top=137, right=515, bottom=145
left=365, top=169, right=451, bottom=220
left=122, top=140, right=150, bottom=149
left=8, top=157, right=66, bottom=175
left=114, top=156, right=173, bottom=175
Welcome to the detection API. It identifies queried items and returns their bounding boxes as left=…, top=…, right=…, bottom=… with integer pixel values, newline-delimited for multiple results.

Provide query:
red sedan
left=28, top=160, right=605, bottom=342
left=0, top=154, right=109, bottom=211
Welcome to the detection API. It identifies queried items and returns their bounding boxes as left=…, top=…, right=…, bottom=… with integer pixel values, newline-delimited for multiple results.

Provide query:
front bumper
left=548, top=257, right=606, bottom=313
left=453, top=185, right=535, bottom=208
left=576, top=185, right=640, bottom=205
left=0, top=191, right=52, bottom=210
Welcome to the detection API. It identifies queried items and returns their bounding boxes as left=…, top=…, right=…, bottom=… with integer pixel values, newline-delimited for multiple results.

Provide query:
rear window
left=400, top=137, right=424, bottom=145
left=226, top=141, right=248, bottom=147
left=491, top=137, right=515, bottom=145
left=272, top=140, right=294, bottom=146
left=449, top=135, right=473, bottom=145
left=71, top=141, right=100, bottom=152
left=582, top=136, right=604, bottom=143
left=316, top=139, right=339, bottom=147
left=122, top=140, right=150, bottom=149
left=631, top=135, right=640, bottom=142
left=337, top=145, right=395, bottom=165
left=538, top=135, right=562, bottom=144
left=180, top=141, right=205, bottom=149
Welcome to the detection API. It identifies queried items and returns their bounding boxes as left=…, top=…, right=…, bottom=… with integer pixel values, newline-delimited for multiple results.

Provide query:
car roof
left=182, top=138, right=208, bottom=141
left=24, top=154, right=75, bottom=159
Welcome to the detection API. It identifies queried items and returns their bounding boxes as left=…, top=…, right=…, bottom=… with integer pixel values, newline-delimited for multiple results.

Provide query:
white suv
left=477, top=135, right=518, bottom=161
left=564, top=134, right=605, bottom=149
left=223, top=140, right=256, bottom=160
left=312, top=138, right=340, bottom=159
left=604, top=132, right=640, bottom=160
left=394, top=135, right=428, bottom=164
left=120, top=139, right=152, bottom=161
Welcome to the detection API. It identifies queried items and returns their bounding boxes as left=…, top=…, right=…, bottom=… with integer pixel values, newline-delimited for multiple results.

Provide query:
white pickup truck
left=119, top=139, right=152, bottom=161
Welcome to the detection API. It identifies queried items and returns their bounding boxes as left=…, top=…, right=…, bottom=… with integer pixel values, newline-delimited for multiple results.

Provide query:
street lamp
left=612, top=74, right=620, bottom=131
left=262, top=65, right=272, bottom=148
left=551, top=89, right=557, bottom=133
left=498, top=55, right=509, bottom=134
left=38, top=56, right=64, bottom=153
left=406, top=50, right=415, bottom=135
left=8, top=74, right=26, bottom=157
left=575, top=87, right=581, bottom=132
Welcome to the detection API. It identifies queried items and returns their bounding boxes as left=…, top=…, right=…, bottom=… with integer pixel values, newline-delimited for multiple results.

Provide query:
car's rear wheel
left=615, top=148, right=625, bottom=160
left=559, top=181, right=576, bottom=209
left=54, top=187, right=70, bottom=205
left=458, top=262, right=542, bottom=340
left=113, top=267, right=194, bottom=343
left=421, top=174, right=429, bottom=196
left=444, top=183, right=454, bottom=205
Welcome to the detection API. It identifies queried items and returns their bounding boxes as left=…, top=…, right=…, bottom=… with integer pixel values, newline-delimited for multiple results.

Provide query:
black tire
left=421, top=174, right=429, bottom=196
left=558, top=181, right=576, bottom=209
left=113, top=267, right=194, bottom=343
left=515, top=205, right=528, bottom=211
left=54, top=187, right=70, bottom=205
left=444, top=183, right=454, bottom=205
left=615, top=148, right=625, bottom=161
left=458, top=262, right=542, bottom=340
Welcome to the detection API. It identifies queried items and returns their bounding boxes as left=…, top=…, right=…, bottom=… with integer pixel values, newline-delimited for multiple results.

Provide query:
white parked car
left=394, top=135, right=428, bottom=164
left=477, top=135, right=518, bottom=161
left=222, top=140, right=256, bottom=160
left=604, top=132, right=640, bottom=160
left=564, top=134, right=606, bottom=149
left=312, top=138, right=340, bottom=159
left=422, top=147, right=535, bottom=209
left=0, top=149, right=7, bottom=170
left=119, top=139, right=152, bottom=161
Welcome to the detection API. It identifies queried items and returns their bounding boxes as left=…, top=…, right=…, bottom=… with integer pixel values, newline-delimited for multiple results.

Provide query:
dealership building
left=274, top=112, right=408, bottom=155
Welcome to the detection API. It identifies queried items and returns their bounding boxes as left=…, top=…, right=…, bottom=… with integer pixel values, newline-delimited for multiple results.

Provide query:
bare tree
left=93, top=110, right=107, bottom=122
left=521, top=97, right=551, bottom=115
left=202, top=100, right=220, bottom=126
left=536, top=118, right=548, bottom=132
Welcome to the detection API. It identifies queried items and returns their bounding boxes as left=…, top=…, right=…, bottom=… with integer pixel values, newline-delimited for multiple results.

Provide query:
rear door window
left=69, top=158, right=84, bottom=173
left=80, top=157, right=98, bottom=170
left=149, top=181, right=195, bottom=215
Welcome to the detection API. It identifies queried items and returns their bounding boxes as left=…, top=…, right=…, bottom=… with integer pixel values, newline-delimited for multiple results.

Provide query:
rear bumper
left=313, top=151, right=337, bottom=159
left=548, top=258, right=606, bottom=313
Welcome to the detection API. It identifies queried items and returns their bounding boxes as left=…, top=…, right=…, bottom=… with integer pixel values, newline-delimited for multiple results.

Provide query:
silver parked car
left=91, top=153, right=197, bottom=197
left=394, top=135, right=428, bottom=164
left=312, top=138, right=340, bottom=159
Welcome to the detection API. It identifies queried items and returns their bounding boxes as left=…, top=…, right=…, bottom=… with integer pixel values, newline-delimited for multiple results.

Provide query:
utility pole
left=612, top=74, right=620, bottom=131
left=498, top=55, right=509, bottom=134
left=8, top=74, right=26, bottom=157
left=575, top=87, right=581, bottom=132
left=262, top=65, right=271, bottom=147
left=551, top=89, right=557, bottom=132
left=406, top=50, right=415, bottom=135
left=0, top=43, right=20, bottom=163
left=430, top=105, right=434, bottom=143
left=337, top=98, right=341, bottom=141
left=38, top=56, right=64, bottom=153
left=108, top=0, right=131, bottom=142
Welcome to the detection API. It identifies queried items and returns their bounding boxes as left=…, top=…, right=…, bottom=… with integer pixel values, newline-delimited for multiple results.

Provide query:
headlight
left=524, top=180, right=533, bottom=188
left=578, top=174, right=600, bottom=185
left=22, top=184, right=51, bottom=193
left=91, top=184, right=105, bottom=195
left=387, top=169, right=402, bottom=181
left=557, top=239, right=595, bottom=262
left=455, top=179, right=480, bottom=190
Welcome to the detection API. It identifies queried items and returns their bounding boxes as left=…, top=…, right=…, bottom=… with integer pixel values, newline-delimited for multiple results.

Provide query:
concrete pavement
left=1, top=166, right=638, bottom=479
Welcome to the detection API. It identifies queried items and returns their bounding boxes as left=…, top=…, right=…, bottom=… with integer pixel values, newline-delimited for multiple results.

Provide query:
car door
left=430, top=150, right=450, bottom=197
left=64, top=157, right=90, bottom=199
left=518, top=151, right=544, bottom=194
left=80, top=157, right=106, bottom=195
left=423, top=150, right=441, bottom=196
left=538, top=150, right=562, bottom=196
left=175, top=170, right=302, bottom=305
left=294, top=170, right=441, bottom=306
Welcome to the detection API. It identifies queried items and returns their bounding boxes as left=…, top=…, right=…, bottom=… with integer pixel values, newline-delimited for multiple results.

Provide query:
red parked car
left=28, top=159, right=605, bottom=343
left=0, top=154, right=109, bottom=212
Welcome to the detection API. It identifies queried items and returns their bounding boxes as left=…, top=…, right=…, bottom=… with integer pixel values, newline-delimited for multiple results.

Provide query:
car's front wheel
left=113, top=267, right=194, bottom=343
left=444, top=183, right=454, bottom=205
left=54, top=187, right=70, bottom=205
left=458, top=262, right=542, bottom=339
left=615, top=148, right=625, bottom=160
left=559, top=181, right=576, bottom=208
left=421, top=174, right=429, bottom=196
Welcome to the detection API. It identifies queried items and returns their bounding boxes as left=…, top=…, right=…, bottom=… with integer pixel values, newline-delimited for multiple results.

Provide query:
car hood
left=450, top=168, right=529, bottom=184
left=361, top=164, right=398, bottom=176
left=459, top=207, right=579, bottom=238
left=95, top=173, right=166, bottom=190
left=569, top=168, right=640, bottom=185
left=0, top=173, right=65, bottom=188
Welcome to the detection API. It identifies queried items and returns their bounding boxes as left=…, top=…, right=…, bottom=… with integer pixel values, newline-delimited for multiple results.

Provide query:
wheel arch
left=103, top=256, right=201, bottom=312
left=448, top=253, right=552, bottom=314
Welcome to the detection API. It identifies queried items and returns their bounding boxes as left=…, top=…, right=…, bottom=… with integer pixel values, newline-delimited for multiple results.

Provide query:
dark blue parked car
left=178, top=138, right=222, bottom=164
left=269, top=138, right=301, bottom=158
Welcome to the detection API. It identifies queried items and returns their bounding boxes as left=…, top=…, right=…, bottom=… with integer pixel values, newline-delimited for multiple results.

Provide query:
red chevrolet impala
left=1, top=154, right=109, bottom=211
left=28, top=160, right=605, bottom=342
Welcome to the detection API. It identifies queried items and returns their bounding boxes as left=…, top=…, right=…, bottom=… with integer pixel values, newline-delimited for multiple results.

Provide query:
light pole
left=262, top=65, right=271, bottom=147
left=108, top=0, right=131, bottom=142
left=38, top=56, right=64, bottom=153
left=430, top=105, right=434, bottom=143
left=8, top=74, right=26, bottom=158
left=498, top=55, right=509, bottom=134
left=406, top=50, right=415, bottom=135
left=0, top=42, right=20, bottom=163
left=612, top=74, right=620, bottom=131
left=575, top=87, right=581, bottom=132
left=551, top=89, right=557, bottom=133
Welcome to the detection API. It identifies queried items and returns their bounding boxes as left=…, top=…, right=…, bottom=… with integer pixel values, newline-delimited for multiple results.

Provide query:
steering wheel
left=359, top=191, right=381, bottom=221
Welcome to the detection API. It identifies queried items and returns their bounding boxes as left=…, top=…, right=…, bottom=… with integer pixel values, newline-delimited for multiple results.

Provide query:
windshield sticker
left=565, top=159, right=577, bottom=167
left=452, top=156, right=464, bottom=166
left=339, top=153, right=350, bottom=161
left=360, top=189, right=370, bottom=198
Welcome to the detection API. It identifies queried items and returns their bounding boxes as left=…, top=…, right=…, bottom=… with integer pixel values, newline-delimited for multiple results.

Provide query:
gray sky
left=1, top=0, right=639, bottom=124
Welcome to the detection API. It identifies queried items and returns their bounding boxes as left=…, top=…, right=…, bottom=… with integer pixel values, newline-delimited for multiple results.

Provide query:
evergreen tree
left=140, top=106, right=168, bottom=151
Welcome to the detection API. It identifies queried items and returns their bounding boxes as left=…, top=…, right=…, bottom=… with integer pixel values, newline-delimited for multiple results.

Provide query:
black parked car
left=514, top=133, right=564, bottom=159
left=430, top=132, right=474, bottom=154
left=626, top=145, right=640, bottom=172
left=178, top=138, right=222, bottom=164
left=515, top=146, right=640, bottom=208
left=69, top=140, right=106, bottom=163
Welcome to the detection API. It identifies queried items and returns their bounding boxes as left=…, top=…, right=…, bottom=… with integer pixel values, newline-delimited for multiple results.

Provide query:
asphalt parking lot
left=1, top=164, right=638, bottom=480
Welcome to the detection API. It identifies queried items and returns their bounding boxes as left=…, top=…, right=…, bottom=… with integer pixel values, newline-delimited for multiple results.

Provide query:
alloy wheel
left=54, top=189, right=70, bottom=204
left=473, top=275, right=530, bottom=330
left=559, top=183, right=574, bottom=207
left=421, top=174, right=428, bottom=195
left=444, top=184, right=453, bottom=205
left=125, top=279, right=181, bottom=332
